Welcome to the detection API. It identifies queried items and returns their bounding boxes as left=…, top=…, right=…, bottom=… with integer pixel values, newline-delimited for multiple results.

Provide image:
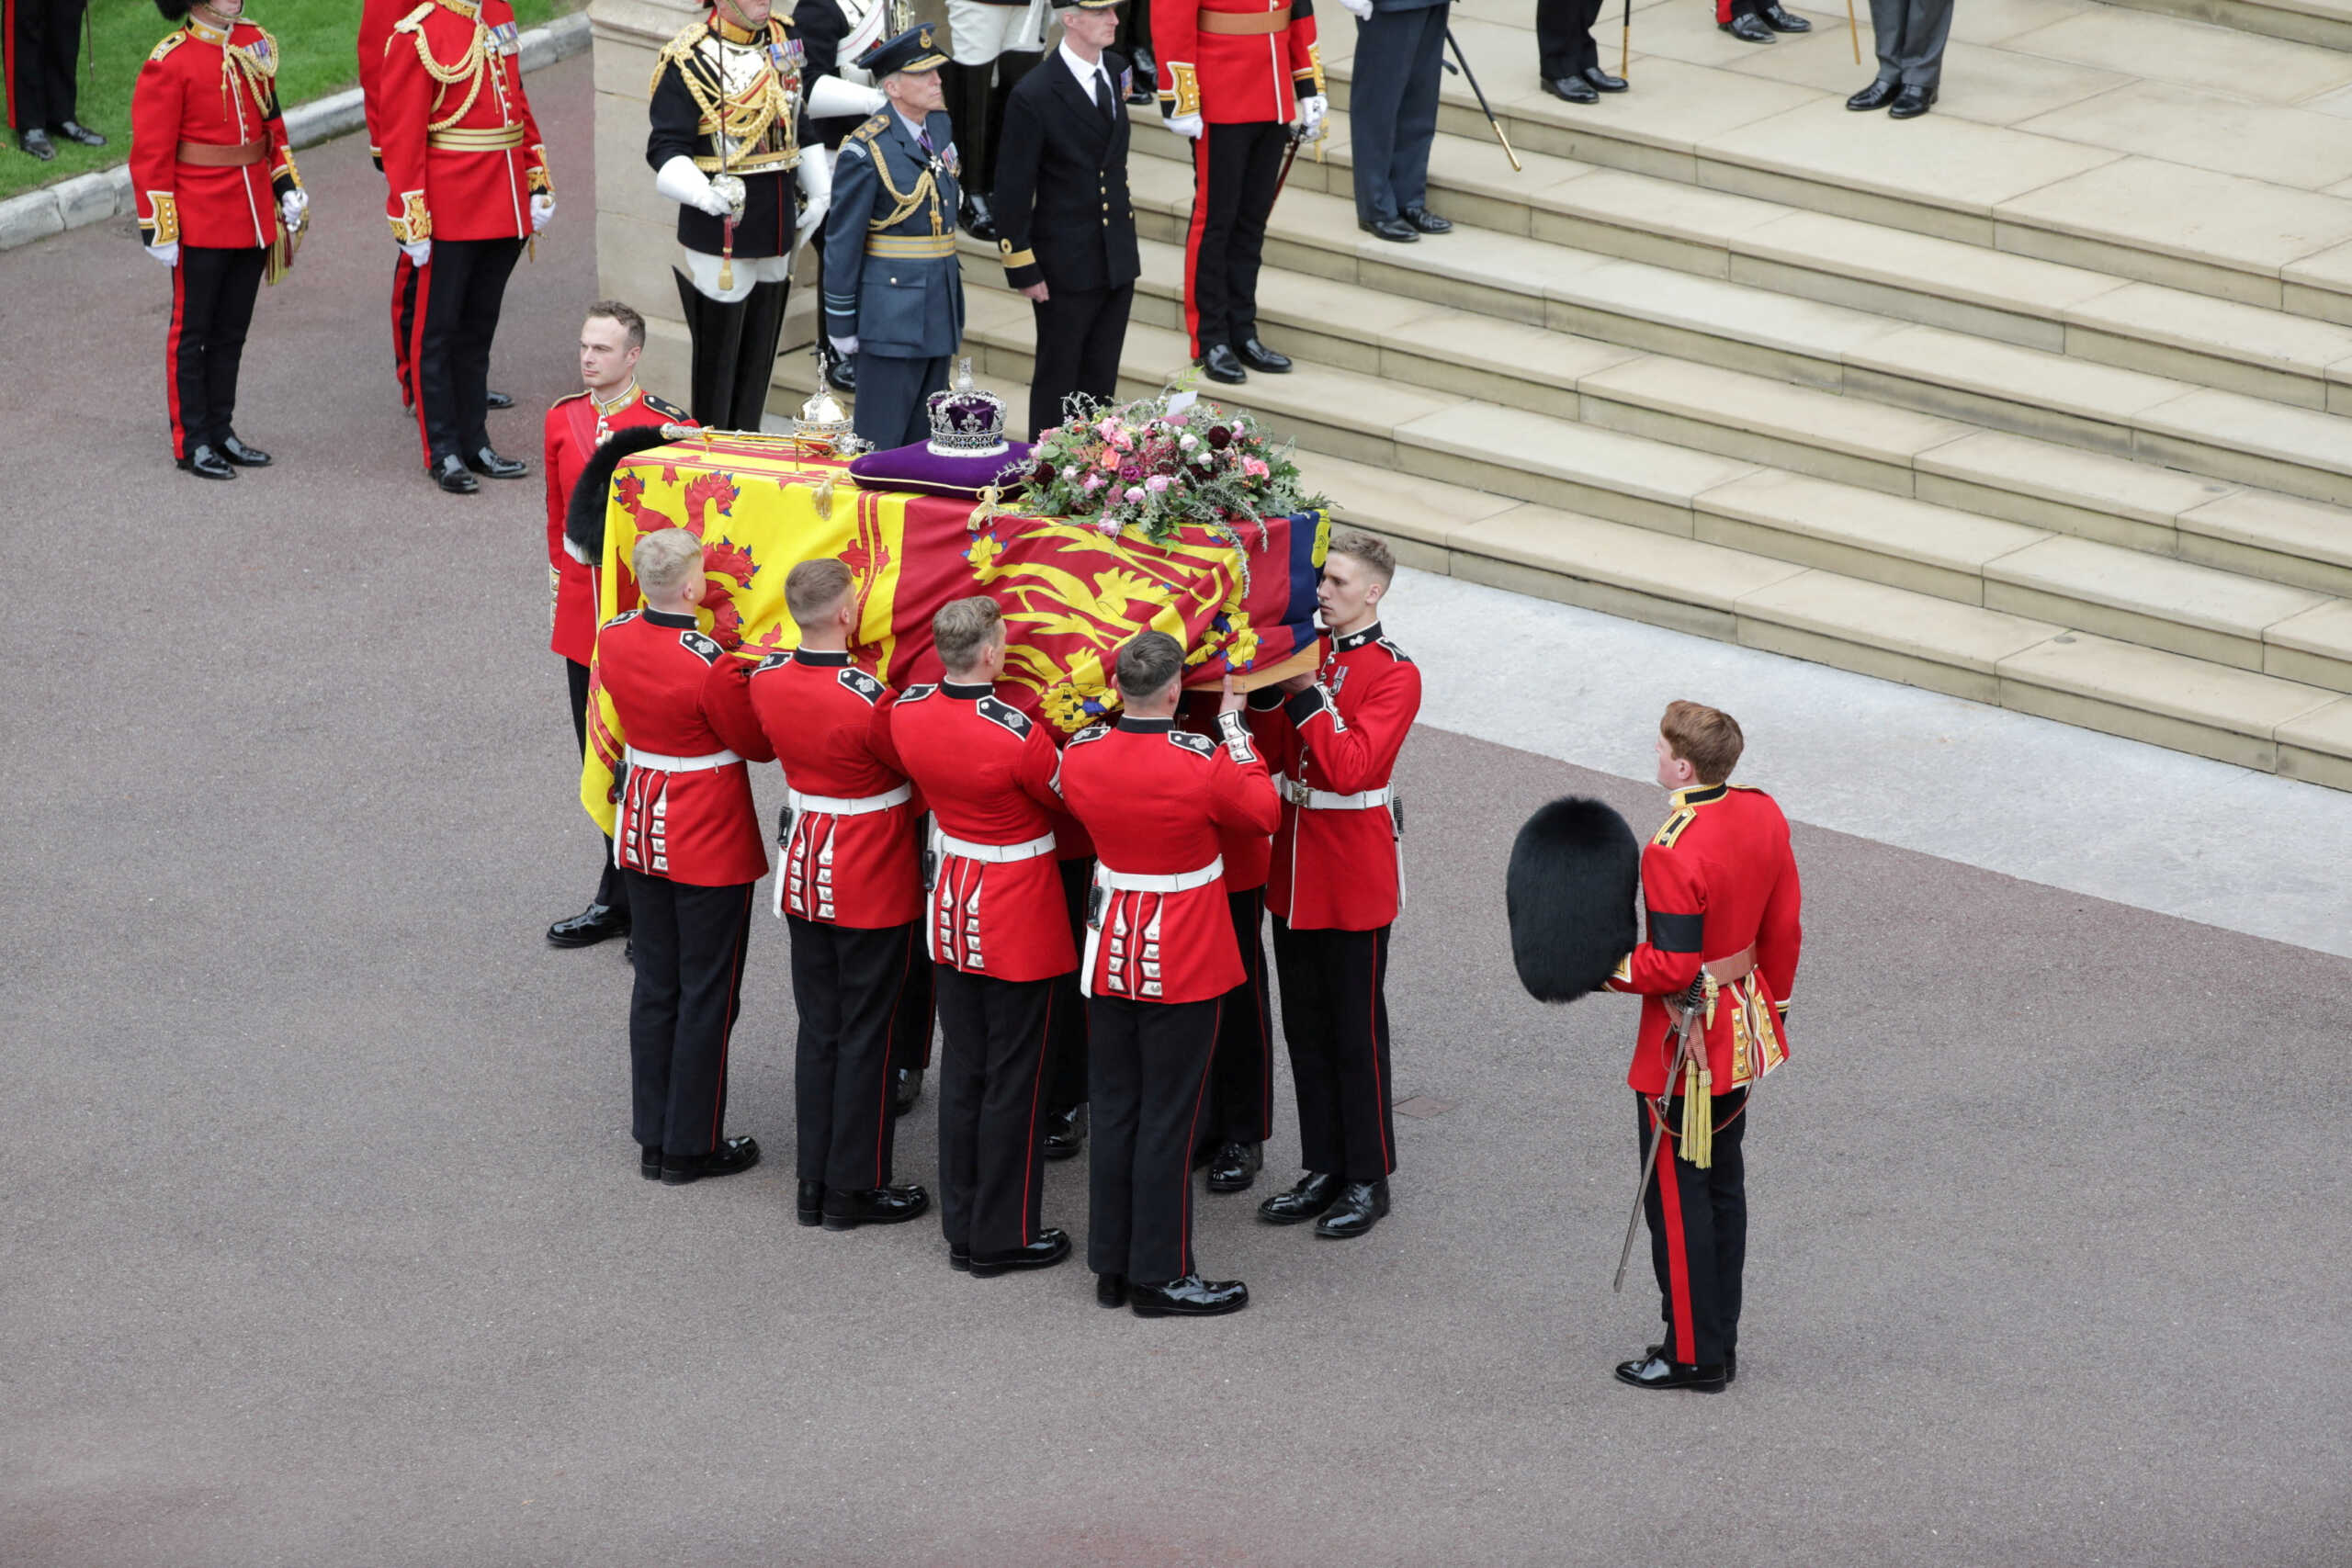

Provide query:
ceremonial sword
left=1440, top=29, right=1521, bottom=173
left=1613, top=994, right=1704, bottom=1292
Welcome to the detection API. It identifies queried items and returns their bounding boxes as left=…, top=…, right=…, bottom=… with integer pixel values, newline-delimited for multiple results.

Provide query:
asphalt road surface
left=3, top=51, right=2347, bottom=1568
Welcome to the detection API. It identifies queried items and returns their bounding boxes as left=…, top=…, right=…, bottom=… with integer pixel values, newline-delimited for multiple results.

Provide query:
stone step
left=2028, top=0, right=2352, bottom=83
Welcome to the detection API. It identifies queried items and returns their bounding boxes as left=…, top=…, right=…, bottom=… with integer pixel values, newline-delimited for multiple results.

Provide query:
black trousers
left=1347, top=2, right=1449, bottom=225
left=1183, top=120, right=1286, bottom=356
left=934, top=966, right=1057, bottom=1255
left=1088, top=995, right=1219, bottom=1282
left=7, top=0, right=85, bottom=130
left=891, top=937, right=936, bottom=1073
left=1114, top=0, right=1154, bottom=68
left=1638, top=1088, right=1750, bottom=1368
left=1046, top=857, right=1091, bottom=1116
left=564, top=659, right=628, bottom=915
left=624, top=873, right=755, bottom=1159
left=165, top=245, right=265, bottom=460
left=787, top=917, right=917, bottom=1190
left=1270, top=919, right=1396, bottom=1181
left=1027, top=283, right=1132, bottom=439
left=851, top=352, right=950, bottom=449
left=1534, top=0, right=1605, bottom=77
left=1208, top=886, right=1273, bottom=1145
left=409, top=235, right=523, bottom=466
left=673, top=270, right=790, bottom=431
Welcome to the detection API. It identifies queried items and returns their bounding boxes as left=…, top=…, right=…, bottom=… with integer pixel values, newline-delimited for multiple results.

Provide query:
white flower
left=1179, top=434, right=1198, bottom=450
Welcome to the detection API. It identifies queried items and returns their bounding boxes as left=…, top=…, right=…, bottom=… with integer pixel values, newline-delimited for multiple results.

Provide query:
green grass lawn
left=5, top=0, right=574, bottom=202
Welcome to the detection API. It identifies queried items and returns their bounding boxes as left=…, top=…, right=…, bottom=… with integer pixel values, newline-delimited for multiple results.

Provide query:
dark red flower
left=1031, top=460, right=1055, bottom=484
left=1207, top=425, right=1233, bottom=449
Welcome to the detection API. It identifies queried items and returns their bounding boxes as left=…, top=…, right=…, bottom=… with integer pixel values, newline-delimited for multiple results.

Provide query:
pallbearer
left=1182, top=692, right=1275, bottom=1194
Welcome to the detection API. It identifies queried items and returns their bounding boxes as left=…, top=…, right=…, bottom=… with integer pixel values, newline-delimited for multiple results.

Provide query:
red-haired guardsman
left=131, top=0, right=306, bottom=479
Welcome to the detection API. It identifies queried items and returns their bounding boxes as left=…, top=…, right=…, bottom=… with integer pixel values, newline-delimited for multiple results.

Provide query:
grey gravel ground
left=4, top=51, right=2349, bottom=1568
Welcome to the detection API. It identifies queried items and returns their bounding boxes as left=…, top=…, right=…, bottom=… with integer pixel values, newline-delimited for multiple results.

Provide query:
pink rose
left=1125, top=486, right=1146, bottom=502
left=1098, top=449, right=1121, bottom=469
left=1083, top=474, right=1104, bottom=491
left=1243, top=457, right=1271, bottom=479
left=1146, top=474, right=1171, bottom=492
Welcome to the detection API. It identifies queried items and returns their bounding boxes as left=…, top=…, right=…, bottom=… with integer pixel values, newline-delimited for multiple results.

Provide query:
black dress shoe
left=18, top=128, right=54, bottom=160
left=1720, top=12, right=1775, bottom=41
left=1130, top=1273, right=1250, bottom=1317
left=662, top=1134, right=762, bottom=1186
left=821, top=1182, right=930, bottom=1229
left=1235, top=336, right=1291, bottom=373
left=826, top=355, right=857, bottom=393
left=548, top=902, right=629, bottom=948
left=1042, top=1103, right=1087, bottom=1161
left=53, top=119, right=106, bottom=147
left=1647, top=1340, right=1736, bottom=1382
left=797, top=1179, right=825, bottom=1226
left=1846, top=77, right=1901, bottom=110
left=970, top=1227, right=1071, bottom=1278
left=1759, top=4, right=1811, bottom=28
left=1613, top=1350, right=1727, bottom=1393
left=960, top=194, right=996, bottom=242
left=177, top=445, right=235, bottom=480
left=1584, top=66, right=1628, bottom=93
left=893, top=1066, right=924, bottom=1116
left=1402, top=206, right=1452, bottom=235
left=219, top=434, right=272, bottom=467
left=1360, top=215, right=1419, bottom=243
left=464, top=446, right=526, bottom=479
left=485, top=389, right=514, bottom=411
left=1314, top=1178, right=1390, bottom=1238
left=431, top=455, right=479, bottom=493
left=1544, top=74, right=1599, bottom=105
left=1258, top=1170, right=1341, bottom=1224
left=1207, top=1140, right=1262, bottom=1193
left=1198, top=344, right=1248, bottom=384
left=1096, top=1271, right=1128, bottom=1307
left=950, top=1244, right=971, bottom=1271
left=641, top=1145, right=662, bottom=1181
left=1889, top=83, right=1937, bottom=118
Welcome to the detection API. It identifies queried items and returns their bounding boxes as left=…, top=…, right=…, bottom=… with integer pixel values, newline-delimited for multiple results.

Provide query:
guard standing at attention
left=821, top=25, right=967, bottom=450
left=890, top=598, right=1077, bottom=1279
left=1336, top=0, right=1452, bottom=243
left=1058, top=634, right=1280, bottom=1317
left=789, top=0, right=890, bottom=392
left=1607, top=701, right=1802, bottom=1393
left=748, top=559, right=933, bottom=1232
left=131, top=0, right=307, bottom=480
left=598, top=528, right=775, bottom=1186
left=377, top=0, right=553, bottom=494
left=989, top=0, right=1139, bottom=439
left=1152, top=0, right=1322, bottom=385
left=6, top=0, right=104, bottom=159
left=1250, top=532, right=1419, bottom=1239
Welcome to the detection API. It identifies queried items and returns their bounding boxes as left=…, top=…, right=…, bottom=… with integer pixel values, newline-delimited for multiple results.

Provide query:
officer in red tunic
left=1058, top=633, right=1279, bottom=1317
left=598, top=527, right=775, bottom=1185
left=748, top=559, right=932, bottom=1232
left=131, top=0, right=307, bottom=480
left=1607, top=701, right=1801, bottom=1393
left=1152, top=0, right=1322, bottom=385
left=889, top=597, right=1076, bottom=1278
left=1182, top=691, right=1275, bottom=1193
left=1250, top=532, right=1419, bottom=1239
left=542, top=301, right=694, bottom=950
left=377, top=0, right=551, bottom=493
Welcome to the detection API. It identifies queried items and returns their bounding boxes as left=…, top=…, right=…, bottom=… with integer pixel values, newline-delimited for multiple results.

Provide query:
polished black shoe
left=464, top=445, right=527, bottom=479
left=1544, top=73, right=1599, bottom=104
left=1236, top=336, right=1291, bottom=373
left=640, top=1145, right=662, bottom=1181
left=431, top=454, right=480, bottom=493
left=1403, top=206, right=1452, bottom=235
left=1846, top=77, right=1901, bottom=110
left=950, top=1244, right=971, bottom=1271
left=1042, top=1103, right=1087, bottom=1161
left=1096, top=1271, right=1128, bottom=1307
left=53, top=119, right=107, bottom=148
left=893, top=1066, right=924, bottom=1116
left=821, top=1182, right=930, bottom=1229
left=1198, top=344, right=1248, bottom=384
left=1207, top=1140, right=1262, bottom=1193
left=1720, top=12, right=1775, bottom=41
left=1613, top=1350, right=1727, bottom=1393
left=1759, top=4, right=1811, bottom=28
left=1130, top=1273, right=1250, bottom=1317
left=1647, top=1340, right=1736, bottom=1382
left=1314, top=1178, right=1390, bottom=1238
left=797, top=1179, right=825, bottom=1226
left=1889, top=83, right=1938, bottom=118
left=661, top=1134, right=762, bottom=1186
left=219, top=434, right=272, bottom=468
left=970, top=1227, right=1071, bottom=1278
left=960, top=193, right=996, bottom=242
left=485, top=389, right=514, bottom=411
left=1584, top=66, right=1628, bottom=93
left=1360, top=214, right=1419, bottom=243
left=548, top=902, right=629, bottom=949
left=825, top=355, right=857, bottom=393
left=1258, top=1170, right=1341, bottom=1224
left=18, top=128, right=54, bottom=160
left=177, top=445, right=235, bottom=480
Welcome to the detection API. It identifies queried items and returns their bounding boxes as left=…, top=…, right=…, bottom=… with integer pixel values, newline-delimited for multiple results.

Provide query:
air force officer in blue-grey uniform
left=1338, top=0, right=1452, bottom=243
left=822, top=25, right=968, bottom=448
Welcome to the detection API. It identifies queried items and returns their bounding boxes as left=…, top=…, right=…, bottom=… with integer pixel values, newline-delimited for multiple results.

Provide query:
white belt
left=936, top=829, right=1057, bottom=863
left=1096, top=856, right=1225, bottom=895
left=1272, top=773, right=1393, bottom=810
left=788, top=782, right=911, bottom=817
left=626, top=746, right=741, bottom=773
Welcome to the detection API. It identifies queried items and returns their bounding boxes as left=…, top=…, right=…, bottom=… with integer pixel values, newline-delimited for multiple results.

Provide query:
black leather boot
left=1130, top=1273, right=1250, bottom=1317
left=220, top=434, right=273, bottom=467
left=821, top=1183, right=931, bottom=1230
left=1043, top=1103, right=1087, bottom=1160
left=1313, top=1178, right=1390, bottom=1238
left=1258, top=1170, right=1340, bottom=1224
left=894, top=1067, right=924, bottom=1116
left=969, top=1228, right=1071, bottom=1278
left=1648, top=1339, right=1736, bottom=1383
left=661, top=1134, right=761, bottom=1186
left=1614, top=1350, right=1727, bottom=1392
left=548, top=902, right=628, bottom=948
left=1207, top=1141, right=1262, bottom=1193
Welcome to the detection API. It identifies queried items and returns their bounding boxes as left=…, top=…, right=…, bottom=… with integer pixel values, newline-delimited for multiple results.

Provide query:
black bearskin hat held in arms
left=1505, top=796, right=1641, bottom=1002
left=564, top=425, right=678, bottom=570
left=154, top=0, right=195, bottom=19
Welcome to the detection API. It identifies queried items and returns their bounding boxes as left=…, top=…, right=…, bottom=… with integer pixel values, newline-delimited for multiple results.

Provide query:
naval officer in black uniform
left=989, top=0, right=1138, bottom=440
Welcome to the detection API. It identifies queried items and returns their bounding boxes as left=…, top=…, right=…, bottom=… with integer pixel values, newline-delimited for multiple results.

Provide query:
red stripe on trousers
left=392, top=254, right=417, bottom=404
left=405, top=254, right=435, bottom=465
left=4, top=0, right=18, bottom=131
left=165, top=260, right=189, bottom=459
left=1184, top=137, right=1212, bottom=358
left=710, top=885, right=754, bottom=1146
left=1653, top=1101, right=1696, bottom=1363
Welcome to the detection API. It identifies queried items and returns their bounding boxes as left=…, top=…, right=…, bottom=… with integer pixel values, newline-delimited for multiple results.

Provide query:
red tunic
left=376, top=0, right=549, bottom=244
left=1253, top=622, right=1421, bottom=931
left=891, top=681, right=1078, bottom=983
left=1607, top=783, right=1804, bottom=1097
left=542, top=384, right=693, bottom=665
left=1182, top=694, right=1271, bottom=892
left=1153, top=0, right=1322, bottom=125
left=599, top=608, right=776, bottom=887
left=748, top=649, right=923, bottom=929
left=130, top=19, right=299, bottom=252
left=358, top=0, right=403, bottom=162
left=1057, top=715, right=1280, bottom=1005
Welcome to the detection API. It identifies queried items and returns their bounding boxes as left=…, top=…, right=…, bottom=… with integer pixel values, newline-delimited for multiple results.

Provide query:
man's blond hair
left=786, top=558, right=855, bottom=630
left=933, top=596, right=1003, bottom=675
left=1329, top=530, right=1396, bottom=589
left=632, top=528, right=704, bottom=597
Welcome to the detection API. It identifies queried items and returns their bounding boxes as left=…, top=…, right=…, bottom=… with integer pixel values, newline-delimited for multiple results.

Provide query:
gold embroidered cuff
left=390, top=189, right=432, bottom=243
left=1300, top=42, right=1325, bottom=96
left=1163, top=62, right=1200, bottom=119
left=142, top=192, right=180, bottom=244
left=527, top=149, right=552, bottom=193
left=998, top=244, right=1037, bottom=269
left=274, top=144, right=302, bottom=186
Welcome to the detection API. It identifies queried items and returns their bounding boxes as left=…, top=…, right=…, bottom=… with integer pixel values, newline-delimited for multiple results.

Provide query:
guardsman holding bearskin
left=1152, top=0, right=1322, bottom=385
left=889, top=598, right=1077, bottom=1279
left=377, top=0, right=552, bottom=494
left=1606, top=701, right=1802, bottom=1393
left=747, top=559, right=933, bottom=1233
left=1057, top=634, right=1280, bottom=1318
left=1250, top=532, right=1419, bottom=1239
left=131, top=0, right=306, bottom=480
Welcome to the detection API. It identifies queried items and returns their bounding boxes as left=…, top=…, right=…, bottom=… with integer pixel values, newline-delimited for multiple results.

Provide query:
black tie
left=1094, top=68, right=1115, bottom=126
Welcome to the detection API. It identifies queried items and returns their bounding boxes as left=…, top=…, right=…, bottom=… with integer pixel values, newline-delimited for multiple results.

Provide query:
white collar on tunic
left=1059, top=40, right=1110, bottom=101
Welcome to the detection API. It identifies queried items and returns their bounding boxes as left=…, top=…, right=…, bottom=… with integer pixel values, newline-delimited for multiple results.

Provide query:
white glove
left=401, top=237, right=432, bottom=266
left=794, top=147, right=833, bottom=250
left=279, top=187, right=308, bottom=231
left=830, top=334, right=859, bottom=357
left=1163, top=111, right=1204, bottom=141
left=654, top=153, right=732, bottom=217
left=531, top=192, right=556, bottom=232
left=1296, top=94, right=1329, bottom=135
left=805, top=75, right=888, bottom=121
left=1339, top=0, right=1373, bottom=16
left=146, top=240, right=179, bottom=267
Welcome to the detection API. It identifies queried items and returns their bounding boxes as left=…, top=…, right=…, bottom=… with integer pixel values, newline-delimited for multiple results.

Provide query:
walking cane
left=1848, top=0, right=1862, bottom=62
left=1622, top=0, right=1632, bottom=80
left=1613, top=1005, right=1702, bottom=1292
left=1441, top=28, right=1521, bottom=174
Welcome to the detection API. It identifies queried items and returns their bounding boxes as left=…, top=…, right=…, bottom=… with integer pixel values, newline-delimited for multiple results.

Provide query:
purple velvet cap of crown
left=848, top=438, right=1037, bottom=500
